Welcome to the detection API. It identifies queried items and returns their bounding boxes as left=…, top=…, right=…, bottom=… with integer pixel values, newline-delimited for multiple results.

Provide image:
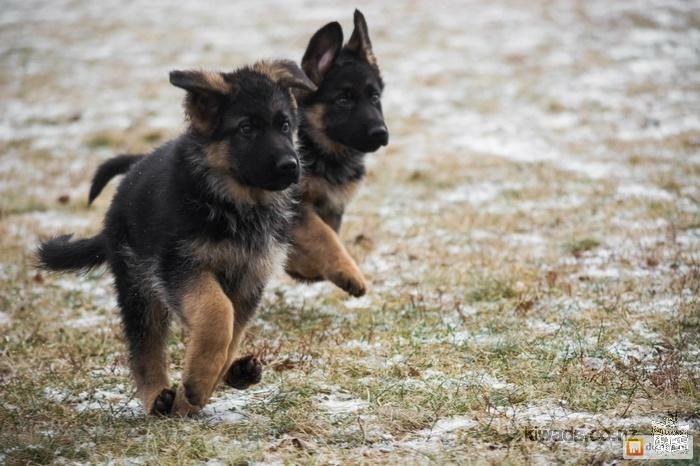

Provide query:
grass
left=85, top=133, right=120, bottom=149
left=1, top=0, right=700, bottom=464
left=564, top=238, right=600, bottom=257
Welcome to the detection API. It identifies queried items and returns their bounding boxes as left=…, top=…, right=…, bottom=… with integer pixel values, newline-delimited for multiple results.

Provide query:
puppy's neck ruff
left=183, top=137, right=294, bottom=211
left=297, top=127, right=366, bottom=187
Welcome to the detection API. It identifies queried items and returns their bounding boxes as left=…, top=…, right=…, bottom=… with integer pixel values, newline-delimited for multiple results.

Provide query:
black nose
left=367, top=125, right=389, bottom=146
left=276, top=157, right=298, bottom=173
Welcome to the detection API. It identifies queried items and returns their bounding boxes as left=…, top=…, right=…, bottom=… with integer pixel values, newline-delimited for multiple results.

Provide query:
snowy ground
left=1, top=0, right=698, bottom=464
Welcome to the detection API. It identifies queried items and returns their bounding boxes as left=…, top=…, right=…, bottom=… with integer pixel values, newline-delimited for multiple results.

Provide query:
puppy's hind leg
left=173, top=272, right=233, bottom=416
left=115, top=273, right=173, bottom=415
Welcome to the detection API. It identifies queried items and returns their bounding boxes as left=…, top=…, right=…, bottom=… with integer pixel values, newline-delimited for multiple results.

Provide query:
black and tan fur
left=85, top=10, right=388, bottom=297
left=286, top=10, right=388, bottom=296
left=37, top=61, right=315, bottom=416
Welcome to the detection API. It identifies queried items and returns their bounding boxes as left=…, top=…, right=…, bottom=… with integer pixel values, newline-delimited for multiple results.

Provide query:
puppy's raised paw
left=224, top=355, right=263, bottom=390
left=150, top=387, right=175, bottom=416
left=344, top=277, right=367, bottom=297
left=329, top=271, right=367, bottom=297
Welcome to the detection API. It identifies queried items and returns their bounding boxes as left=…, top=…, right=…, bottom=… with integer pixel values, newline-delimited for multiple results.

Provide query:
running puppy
left=286, top=9, right=388, bottom=296
left=38, top=61, right=315, bottom=416
left=85, top=10, right=388, bottom=297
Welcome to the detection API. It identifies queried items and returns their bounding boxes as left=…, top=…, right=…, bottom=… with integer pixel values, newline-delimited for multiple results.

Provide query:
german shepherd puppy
left=38, top=61, right=316, bottom=416
left=286, top=10, right=388, bottom=296
left=86, top=10, right=388, bottom=297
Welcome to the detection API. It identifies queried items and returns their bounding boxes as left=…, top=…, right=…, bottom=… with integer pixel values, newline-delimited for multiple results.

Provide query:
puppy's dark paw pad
left=339, top=277, right=366, bottom=297
left=347, top=282, right=366, bottom=297
left=225, top=355, right=262, bottom=390
left=150, top=388, right=175, bottom=415
left=328, top=270, right=367, bottom=297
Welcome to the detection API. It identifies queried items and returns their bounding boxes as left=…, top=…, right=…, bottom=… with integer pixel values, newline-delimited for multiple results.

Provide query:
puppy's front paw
left=172, top=383, right=202, bottom=417
left=343, top=277, right=367, bottom=297
left=149, top=387, right=175, bottom=416
left=224, top=355, right=262, bottom=390
left=329, top=270, right=367, bottom=297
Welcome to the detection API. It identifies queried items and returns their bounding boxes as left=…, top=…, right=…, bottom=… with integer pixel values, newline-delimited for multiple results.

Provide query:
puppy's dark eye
left=239, top=124, right=253, bottom=136
left=336, top=92, right=353, bottom=107
left=370, top=93, right=381, bottom=104
left=281, top=122, right=290, bottom=134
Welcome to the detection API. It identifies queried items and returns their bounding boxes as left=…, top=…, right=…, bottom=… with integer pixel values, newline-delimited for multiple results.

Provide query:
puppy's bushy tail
left=37, top=233, right=107, bottom=272
left=88, top=154, right=143, bottom=205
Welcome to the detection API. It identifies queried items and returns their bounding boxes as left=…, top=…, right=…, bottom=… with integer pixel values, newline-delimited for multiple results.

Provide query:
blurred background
left=0, top=1, right=698, bottom=463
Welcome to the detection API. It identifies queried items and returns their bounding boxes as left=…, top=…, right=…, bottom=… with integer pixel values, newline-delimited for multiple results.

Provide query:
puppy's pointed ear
left=169, top=70, right=231, bottom=95
left=170, top=70, right=232, bottom=136
left=301, top=21, right=343, bottom=85
left=346, top=9, right=377, bottom=66
left=265, top=59, right=317, bottom=93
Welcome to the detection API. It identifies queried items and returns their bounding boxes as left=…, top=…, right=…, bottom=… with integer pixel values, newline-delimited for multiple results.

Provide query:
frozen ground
left=1, top=0, right=698, bottom=464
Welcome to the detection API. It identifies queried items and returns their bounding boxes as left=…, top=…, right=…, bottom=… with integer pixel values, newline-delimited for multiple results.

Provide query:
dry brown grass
left=1, top=0, right=699, bottom=464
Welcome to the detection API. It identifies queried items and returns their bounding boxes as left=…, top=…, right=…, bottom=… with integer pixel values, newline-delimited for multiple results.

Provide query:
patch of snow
left=423, top=416, right=478, bottom=436
left=627, top=296, right=686, bottom=315
left=582, top=357, right=609, bottom=372
left=505, top=195, right=587, bottom=213
left=400, top=416, right=477, bottom=451
left=200, top=398, right=246, bottom=424
left=421, top=369, right=446, bottom=381
left=449, top=330, right=470, bottom=344
left=0, top=262, right=18, bottom=281
left=75, top=386, right=140, bottom=415
left=580, top=266, right=622, bottom=279
left=65, top=313, right=111, bottom=328
left=541, top=297, right=596, bottom=315
left=631, top=321, right=660, bottom=341
left=364, top=253, right=395, bottom=276
left=444, top=182, right=503, bottom=205
left=342, top=340, right=382, bottom=351
left=528, top=320, right=561, bottom=334
left=344, top=295, right=373, bottom=309
left=439, top=306, right=477, bottom=330
left=316, top=393, right=368, bottom=415
left=558, top=160, right=619, bottom=179
left=676, top=228, right=700, bottom=247
left=469, top=229, right=497, bottom=241
left=90, top=366, right=130, bottom=378
left=45, top=385, right=140, bottom=416
left=611, top=217, right=669, bottom=231
left=267, top=279, right=336, bottom=307
left=103, top=456, right=147, bottom=465
left=53, top=276, right=116, bottom=311
left=503, top=401, right=670, bottom=432
left=464, top=371, right=514, bottom=390
left=201, top=384, right=278, bottom=424
left=456, top=132, right=559, bottom=164
left=607, top=339, right=655, bottom=365
left=383, top=354, right=406, bottom=368
left=44, top=387, right=70, bottom=403
left=28, top=210, right=94, bottom=233
left=250, top=460, right=284, bottom=466
left=511, top=404, right=592, bottom=425
left=507, top=232, right=547, bottom=246
left=617, top=184, right=674, bottom=201
left=0, top=311, right=11, bottom=326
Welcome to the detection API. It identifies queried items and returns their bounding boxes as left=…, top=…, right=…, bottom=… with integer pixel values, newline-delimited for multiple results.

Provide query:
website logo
left=625, top=438, right=644, bottom=457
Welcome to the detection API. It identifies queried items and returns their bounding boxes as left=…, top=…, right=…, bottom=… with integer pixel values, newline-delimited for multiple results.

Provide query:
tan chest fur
left=183, top=238, right=287, bottom=297
left=301, top=175, right=361, bottom=213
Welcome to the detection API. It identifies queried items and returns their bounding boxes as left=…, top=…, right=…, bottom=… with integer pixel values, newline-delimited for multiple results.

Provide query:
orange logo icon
left=626, top=438, right=644, bottom=457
